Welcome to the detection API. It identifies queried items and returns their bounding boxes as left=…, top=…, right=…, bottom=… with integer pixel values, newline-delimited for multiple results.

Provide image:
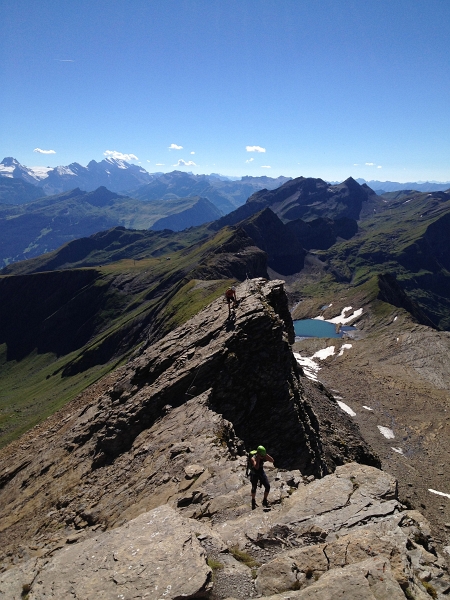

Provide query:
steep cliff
left=0, top=280, right=374, bottom=547
left=0, top=279, right=448, bottom=598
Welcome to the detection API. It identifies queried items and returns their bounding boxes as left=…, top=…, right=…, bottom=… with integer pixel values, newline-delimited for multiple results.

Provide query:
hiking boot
left=262, top=498, right=270, bottom=508
left=252, top=499, right=257, bottom=510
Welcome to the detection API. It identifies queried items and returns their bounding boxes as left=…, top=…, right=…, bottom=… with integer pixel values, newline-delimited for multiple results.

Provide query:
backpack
left=245, top=450, right=258, bottom=478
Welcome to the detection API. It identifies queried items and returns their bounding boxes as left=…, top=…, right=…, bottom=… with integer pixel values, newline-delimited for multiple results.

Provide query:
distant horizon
left=2, top=155, right=450, bottom=187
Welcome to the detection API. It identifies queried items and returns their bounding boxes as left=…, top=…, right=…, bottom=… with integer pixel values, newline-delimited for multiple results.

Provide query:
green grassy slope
left=0, top=225, right=266, bottom=448
left=320, top=190, right=450, bottom=328
left=0, top=187, right=221, bottom=267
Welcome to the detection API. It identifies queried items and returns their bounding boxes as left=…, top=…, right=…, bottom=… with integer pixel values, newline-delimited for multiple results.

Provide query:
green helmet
left=257, top=445, right=266, bottom=456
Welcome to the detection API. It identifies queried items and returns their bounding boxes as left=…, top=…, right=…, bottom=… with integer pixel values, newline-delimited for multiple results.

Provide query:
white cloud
left=245, top=158, right=254, bottom=163
left=365, top=162, right=375, bottom=166
left=104, top=150, right=138, bottom=161
left=34, top=148, right=56, bottom=154
left=190, top=151, right=195, bottom=155
left=261, top=165, right=271, bottom=169
left=354, top=163, right=359, bottom=166
left=246, top=145, right=266, bottom=153
left=155, top=163, right=165, bottom=166
left=173, top=159, right=197, bottom=167
left=54, top=59, right=75, bottom=62
left=377, top=165, right=382, bottom=168
left=169, top=143, right=183, bottom=150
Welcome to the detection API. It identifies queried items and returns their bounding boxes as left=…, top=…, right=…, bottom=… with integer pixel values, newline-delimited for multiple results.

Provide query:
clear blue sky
left=1, top=0, right=449, bottom=182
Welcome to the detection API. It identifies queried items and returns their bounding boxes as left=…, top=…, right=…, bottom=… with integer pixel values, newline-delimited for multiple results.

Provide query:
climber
left=225, top=286, right=238, bottom=314
left=249, top=445, right=274, bottom=510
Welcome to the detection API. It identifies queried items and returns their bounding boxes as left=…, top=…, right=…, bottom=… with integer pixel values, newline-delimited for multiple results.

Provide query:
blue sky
left=1, top=0, right=449, bottom=182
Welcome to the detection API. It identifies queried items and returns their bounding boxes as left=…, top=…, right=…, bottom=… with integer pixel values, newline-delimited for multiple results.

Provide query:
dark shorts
left=250, top=470, right=270, bottom=494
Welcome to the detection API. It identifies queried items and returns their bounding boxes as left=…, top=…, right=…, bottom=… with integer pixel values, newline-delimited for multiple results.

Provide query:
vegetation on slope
left=0, top=224, right=266, bottom=448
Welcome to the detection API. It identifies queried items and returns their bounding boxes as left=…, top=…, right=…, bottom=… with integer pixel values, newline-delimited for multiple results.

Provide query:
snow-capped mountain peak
left=104, top=157, right=129, bottom=169
left=0, top=157, right=50, bottom=182
left=0, top=156, right=156, bottom=195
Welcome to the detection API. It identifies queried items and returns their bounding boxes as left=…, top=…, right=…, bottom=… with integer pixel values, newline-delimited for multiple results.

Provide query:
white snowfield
left=377, top=426, right=395, bottom=439
left=293, top=344, right=353, bottom=387
left=0, top=162, right=51, bottom=181
left=29, top=166, right=52, bottom=179
left=336, top=401, right=356, bottom=417
left=328, top=306, right=363, bottom=324
left=338, top=343, right=352, bottom=356
left=313, top=305, right=363, bottom=325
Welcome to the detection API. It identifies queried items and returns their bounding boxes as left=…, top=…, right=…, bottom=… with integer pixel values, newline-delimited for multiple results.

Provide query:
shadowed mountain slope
left=133, top=170, right=291, bottom=214
left=150, top=196, right=221, bottom=231
left=0, top=187, right=223, bottom=267
left=323, top=188, right=450, bottom=329
left=0, top=225, right=267, bottom=447
left=0, top=176, right=44, bottom=205
left=212, top=176, right=379, bottom=230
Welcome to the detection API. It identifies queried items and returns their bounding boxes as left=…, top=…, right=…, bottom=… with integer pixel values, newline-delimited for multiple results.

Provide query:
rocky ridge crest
left=0, top=279, right=448, bottom=598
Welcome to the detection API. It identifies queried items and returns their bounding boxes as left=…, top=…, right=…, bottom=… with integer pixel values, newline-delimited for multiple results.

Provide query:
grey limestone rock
left=0, top=505, right=212, bottom=599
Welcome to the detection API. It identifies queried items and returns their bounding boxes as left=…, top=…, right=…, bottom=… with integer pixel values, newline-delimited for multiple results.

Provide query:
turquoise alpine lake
left=293, top=319, right=356, bottom=339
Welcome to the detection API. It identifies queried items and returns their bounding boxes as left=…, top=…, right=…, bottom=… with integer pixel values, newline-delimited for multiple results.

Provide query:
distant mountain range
left=354, top=178, right=450, bottom=194
left=212, top=176, right=379, bottom=230
left=0, top=157, right=291, bottom=211
left=0, top=186, right=221, bottom=266
left=0, top=156, right=156, bottom=195
left=132, top=170, right=291, bottom=213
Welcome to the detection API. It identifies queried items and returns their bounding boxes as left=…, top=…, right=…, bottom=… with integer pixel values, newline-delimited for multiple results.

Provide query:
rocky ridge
left=0, top=279, right=449, bottom=598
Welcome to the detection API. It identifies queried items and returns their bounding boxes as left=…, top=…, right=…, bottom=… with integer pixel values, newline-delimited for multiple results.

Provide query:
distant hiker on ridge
left=225, top=286, right=238, bottom=315
left=249, top=445, right=274, bottom=510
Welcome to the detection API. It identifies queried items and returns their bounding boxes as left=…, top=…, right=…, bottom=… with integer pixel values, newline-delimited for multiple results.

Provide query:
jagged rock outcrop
left=0, top=281, right=374, bottom=549
left=1, top=278, right=448, bottom=598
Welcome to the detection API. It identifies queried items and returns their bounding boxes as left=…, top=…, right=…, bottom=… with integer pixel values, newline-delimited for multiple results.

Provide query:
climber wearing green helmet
left=249, top=445, right=274, bottom=510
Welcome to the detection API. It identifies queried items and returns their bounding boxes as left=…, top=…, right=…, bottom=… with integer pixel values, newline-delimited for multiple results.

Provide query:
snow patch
left=363, top=406, right=373, bottom=411
left=293, top=353, right=319, bottom=381
left=336, top=401, right=356, bottom=417
left=312, top=346, right=335, bottom=360
left=29, top=166, right=51, bottom=179
left=391, top=447, right=403, bottom=454
left=294, top=345, right=336, bottom=382
left=378, top=426, right=395, bottom=439
left=338, top=343, right=352, bottom=356
left=313, top=315, right=325, bottom=321
left=56, top=166, right=75, bottom=176
left=329, top=307, right=363, bottom=325
left=428, top=489, right=450, bottom=499
left=393, top=316, right=398, bottom=322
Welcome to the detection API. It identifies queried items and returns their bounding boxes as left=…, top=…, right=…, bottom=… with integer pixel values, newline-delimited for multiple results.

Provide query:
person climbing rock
left=249, top=445, right=274, bottom=509
left=225, top=286, right=238, bottom=315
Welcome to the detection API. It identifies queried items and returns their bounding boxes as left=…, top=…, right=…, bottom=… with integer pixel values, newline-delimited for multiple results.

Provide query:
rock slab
left=0, top=505, right=211, bottom=599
